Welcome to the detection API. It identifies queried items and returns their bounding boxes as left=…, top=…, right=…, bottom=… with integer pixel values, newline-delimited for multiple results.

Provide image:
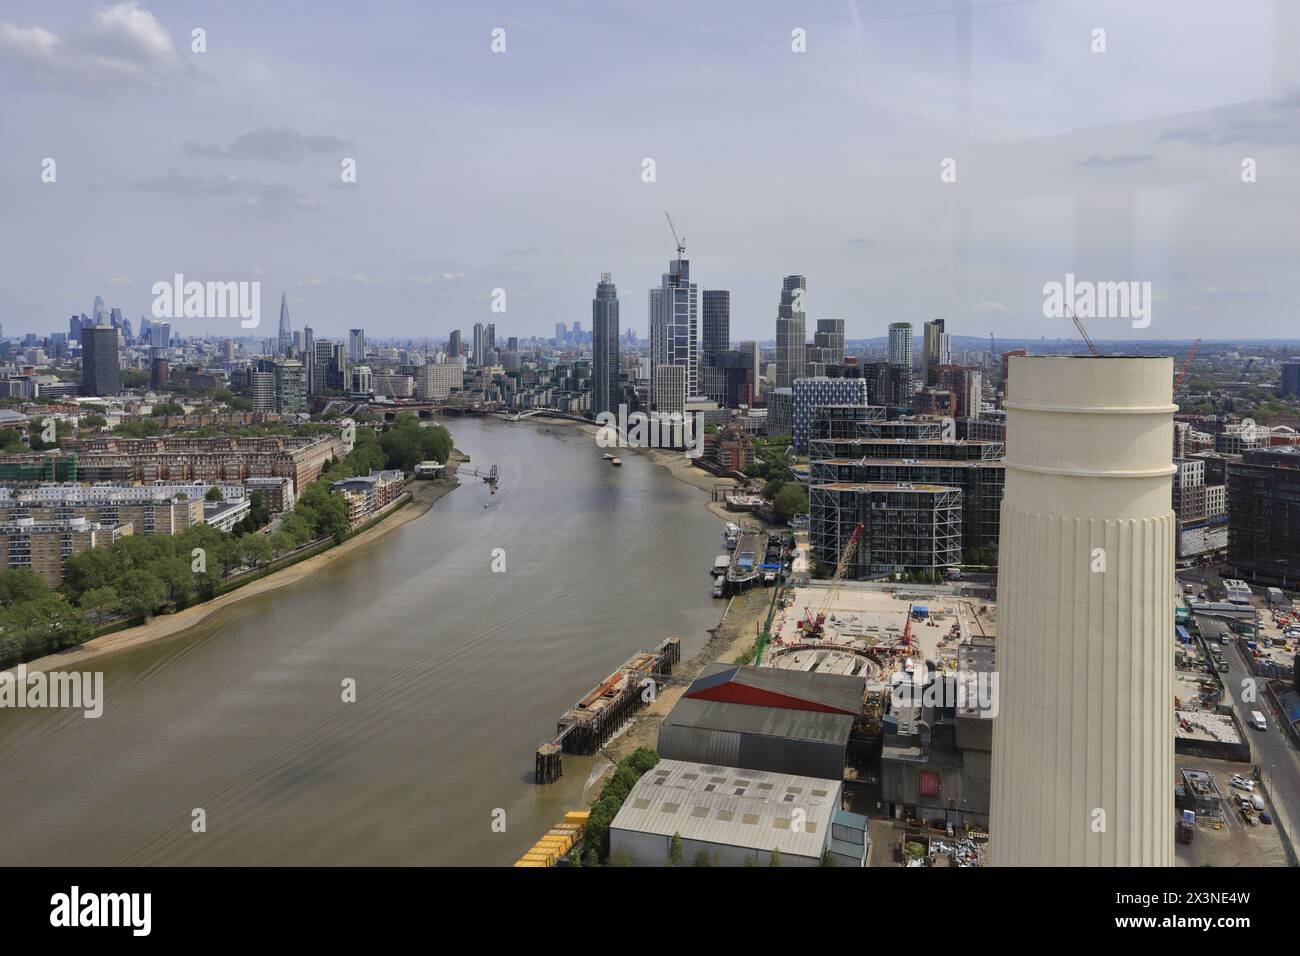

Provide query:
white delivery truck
left=1251, top=710, right=1268, bottom=731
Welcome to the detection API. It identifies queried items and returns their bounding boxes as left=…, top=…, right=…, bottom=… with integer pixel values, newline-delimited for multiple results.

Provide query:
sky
left=1, top=0, right=1298, bottom=344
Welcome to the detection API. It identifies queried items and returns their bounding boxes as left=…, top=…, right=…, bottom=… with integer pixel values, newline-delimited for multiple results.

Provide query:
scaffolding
left=810, top=482, right=962, bottom=576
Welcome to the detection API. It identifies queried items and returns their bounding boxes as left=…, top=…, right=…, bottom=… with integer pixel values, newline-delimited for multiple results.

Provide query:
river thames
left=0, top=417, right=725, bottom=865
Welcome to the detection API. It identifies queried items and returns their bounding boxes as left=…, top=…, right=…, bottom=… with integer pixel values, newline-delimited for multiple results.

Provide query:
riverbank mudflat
left=23, top=473, right=461, bottom=675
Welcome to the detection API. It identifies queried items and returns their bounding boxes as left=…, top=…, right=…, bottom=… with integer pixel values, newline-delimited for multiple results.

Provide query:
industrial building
left=990, top=356, right=1175, bottom=866
left=658, top=663, right=865, bottom=781
left=808, top=481, right=962, bottom=575
left=608, top=758, right=861, bottom=867
left=880, top=637, right=995, bottom=829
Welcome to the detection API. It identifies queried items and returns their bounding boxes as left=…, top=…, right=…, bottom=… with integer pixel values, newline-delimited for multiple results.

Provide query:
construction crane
left=664, top=211, right=685, bottom=258
left=1065, top=305, right=1100, bottom=356
left=799, top=523, right=864, bottom=640
left=1174, top=338, right=1201, bottom=393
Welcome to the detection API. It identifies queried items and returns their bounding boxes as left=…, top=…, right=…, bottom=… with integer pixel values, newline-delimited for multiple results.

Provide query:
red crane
left=1174, top=338, right=1201, bottom=393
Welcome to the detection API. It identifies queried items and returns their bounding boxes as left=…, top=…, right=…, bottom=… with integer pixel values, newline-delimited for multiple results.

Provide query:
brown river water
left=0, top=417, right=725, bottom=865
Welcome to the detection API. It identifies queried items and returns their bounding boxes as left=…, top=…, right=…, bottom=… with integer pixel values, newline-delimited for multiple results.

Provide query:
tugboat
left=610, top=458, right=622, bottom=466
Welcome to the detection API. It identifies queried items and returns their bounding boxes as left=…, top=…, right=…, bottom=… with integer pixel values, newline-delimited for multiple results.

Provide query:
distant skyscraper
left=92, top=296, right=105, bottom=326
left=81, top=326, right=121, bottom=397
left=592, top=272, right=620, bottom=419
left=349, top=328, right=366, bottom=363
left=814, top=318, right=845, bottom=365
left=923, top=318, right=950, bottom=386
left=151, top=322, right=170, bottom=349
left=303, top=326, right=314, bottom=359
left=649, top=248, right=698, bottom=409
left=448, top=329, right=462, bottom=359
left=68, top=315, right=81, bottom=344
left=555, top=322, right=567, bottom=345
left=775, top=276, right=806, bottom=389
left=702, top=290, right=730, bottom=363
left=472, top=322, right=487, bottom=366
left=487, top=323, right=496, bottom=351
left=277, top=294, right=293, bottom=356
left=888, top=322, right=914, bottom=402
left=506, top=336, right=518, bottom=353
left=1281, top=359, right=1300, bottom=399
left=739, top=340, right=762, bottom=399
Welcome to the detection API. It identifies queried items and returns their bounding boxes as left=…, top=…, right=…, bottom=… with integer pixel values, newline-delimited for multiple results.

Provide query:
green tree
left=79, top=586, right=120, bottom=625
left=769, top=848, right=782, bottom=867
left=118, top=569, right=165, bottom=619
left=241, top=534, right=273, bottom=569
left=773, top=483, right=808, bottom=522
left=667, top=832, right=684, bottom=866
left=28, top=416, right=73, bottom=451
left=691, top=849, right=714, bottom=867
left=205, top=487, right=224, bottom=501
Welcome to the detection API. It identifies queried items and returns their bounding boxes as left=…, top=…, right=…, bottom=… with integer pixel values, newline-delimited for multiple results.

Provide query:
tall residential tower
left=592, top=272, right=620, bottom=418
left=775, top=276, right=806, bottom=389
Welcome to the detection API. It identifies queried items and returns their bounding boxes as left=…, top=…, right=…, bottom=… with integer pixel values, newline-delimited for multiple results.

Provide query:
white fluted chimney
left=990, top=355, right=1176, bottom=866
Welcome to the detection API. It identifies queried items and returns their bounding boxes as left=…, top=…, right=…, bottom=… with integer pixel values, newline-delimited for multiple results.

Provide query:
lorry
left=1178, top=809, right=1196, bottom=844
left=1251, top=710, right=1268, bottom=732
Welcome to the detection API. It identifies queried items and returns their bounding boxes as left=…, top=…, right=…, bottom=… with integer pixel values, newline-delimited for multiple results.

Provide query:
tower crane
left=664, top=211, right=686, bottom=258
left=800, top=522, right=864, bottom=639
left=1174, top=338, right=1200, bottom=393
left=1065, top=305, right=1100, bottom=357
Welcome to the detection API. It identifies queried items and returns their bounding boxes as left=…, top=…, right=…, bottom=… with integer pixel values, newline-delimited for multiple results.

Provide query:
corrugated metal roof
left=685, top=663, right=865, bottom=715
left=664, top=696, right=854, bottom=745
left=610, top=759, right=840, bottom=859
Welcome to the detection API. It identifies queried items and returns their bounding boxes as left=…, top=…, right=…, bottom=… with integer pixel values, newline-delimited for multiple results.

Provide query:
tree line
left=0, top=416, right=452, bottom=669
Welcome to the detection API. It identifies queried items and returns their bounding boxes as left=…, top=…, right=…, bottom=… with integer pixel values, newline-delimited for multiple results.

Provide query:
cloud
left=406, top=272, right=468, bottom=283
left=1078, top=153, right=1155, bottom=167
left=845, top=237, right=874, bottom=247
left=1159, top=94, right=1300, bottom=146
left=503, top=246, right=541, bottom=256
left=0, top=2, right=188, bottom=87
left=185, top=127, right=350, bottom=163
left=135, top=169, right=322, bottom=218
left=87, top=1, right=181, bottom=69
left=297, top=277, right=326, bottom=287
left=972, top=301, right=1009, bottom=313
left=108, top=276, right=133, bottom=286
left=346, top=274, right=381, bottom=285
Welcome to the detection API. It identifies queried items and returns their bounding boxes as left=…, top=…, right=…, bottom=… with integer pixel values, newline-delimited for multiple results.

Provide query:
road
left=1194, top=613, right=1300, bottom=847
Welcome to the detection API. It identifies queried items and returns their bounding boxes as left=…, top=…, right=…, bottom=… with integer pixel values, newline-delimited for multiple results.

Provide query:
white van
left=1251, top=710, right=1267, bottom=732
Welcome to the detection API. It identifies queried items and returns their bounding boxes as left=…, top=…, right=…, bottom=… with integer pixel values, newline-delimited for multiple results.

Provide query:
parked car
left=1230, top=775, right=1255, bottom=792
left=1260, top=810, right=1273, bottom=825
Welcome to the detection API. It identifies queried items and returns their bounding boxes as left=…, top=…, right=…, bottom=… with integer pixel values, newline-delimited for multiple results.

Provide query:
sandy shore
left=24, top=473, right=461, bottom=675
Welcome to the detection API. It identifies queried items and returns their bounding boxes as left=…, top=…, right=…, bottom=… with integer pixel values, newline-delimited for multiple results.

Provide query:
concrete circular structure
left=991, top=356, right=1175, bottom=866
